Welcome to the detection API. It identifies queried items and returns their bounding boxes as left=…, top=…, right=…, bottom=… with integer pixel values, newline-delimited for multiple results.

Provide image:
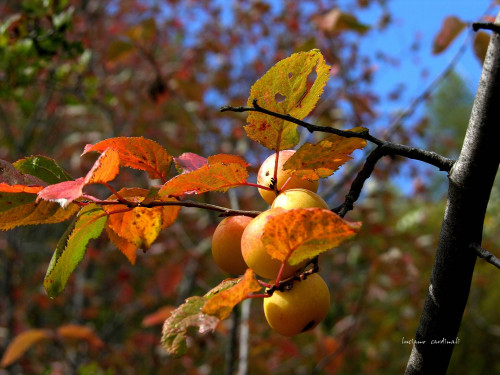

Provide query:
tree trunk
left=405, top=13, right=500, bottom=374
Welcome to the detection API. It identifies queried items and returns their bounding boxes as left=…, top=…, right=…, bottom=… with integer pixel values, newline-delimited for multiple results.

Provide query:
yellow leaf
left=246, top=49, right=331, bottom=150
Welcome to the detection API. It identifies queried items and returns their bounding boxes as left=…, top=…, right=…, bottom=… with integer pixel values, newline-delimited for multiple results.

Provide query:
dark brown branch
left=333, top=146, right=387, bottom=218
left=471, top=243, right=500, bottom=269
left=472, top=22, right=500, bottom=33
left=81, top=198, right=261, bottom=218
left=221, top=100, right=455, bottom=173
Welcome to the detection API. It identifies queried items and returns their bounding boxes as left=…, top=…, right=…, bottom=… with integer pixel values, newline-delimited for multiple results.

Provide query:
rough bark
left=405, top=13, right=500, bottom=374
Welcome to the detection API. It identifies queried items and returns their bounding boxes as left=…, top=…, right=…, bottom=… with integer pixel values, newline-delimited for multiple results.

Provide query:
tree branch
left=470, top=243, right=500, bottom=270
left=221, top=99, right=455, bottom=172
left=472, top=22, right=500, bottom=33
left=81, top=198, right=261, bottom=218
left=405, top=10, right=500, bottom=374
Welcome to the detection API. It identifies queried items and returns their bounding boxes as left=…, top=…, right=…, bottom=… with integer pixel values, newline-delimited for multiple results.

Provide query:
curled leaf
left=202, top=269, right=261, bottom=320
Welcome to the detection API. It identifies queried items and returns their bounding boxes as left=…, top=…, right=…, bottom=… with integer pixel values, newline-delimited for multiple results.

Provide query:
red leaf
left=174, top=152, right=208, bottom=173
left=37, top=178, right=86, bottom=209
left=432, top=16, right=466, bottom=54
left=473, top=32, right=490, bottom=65
left=83, top=137, right=172, bottom=181
left=38, top=149, right=120, bottom=208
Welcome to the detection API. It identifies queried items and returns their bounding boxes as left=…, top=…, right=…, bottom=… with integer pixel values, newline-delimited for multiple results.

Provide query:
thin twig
left=221, top=100, right=455, bottom=173
left=471, top=243, right=500, bottom=269
left=79, top=197, right=261, bottom=218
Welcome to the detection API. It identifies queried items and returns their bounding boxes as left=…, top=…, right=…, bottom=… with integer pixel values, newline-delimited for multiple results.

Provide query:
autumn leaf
left=283, top=128, right=367, bottom=180
left=0, top=159, right=46, bottom=186
left=83, top=137, right=172, bottom=181
left=44, top=204, right=107, bottom=298
left=314, top=8, right=370, bottom=35
left=13, top=156, right=72, bottom=184
left=432, top=16, right=466, bottom=55
left=38, top=149, right=120, bottom=208
left=202, top=269, right=261, bottom=320
left=161, top=296, right=220, bottom=358
left=245, top=49, right=331, bottom=150
left=0, top=185, right=78, bottom=230
left=174, top=152, right=208, bottom=173
left=159, top=154, right=249, bottom=197
left=104, top=188, right=181, bottom=263
left=262, top=208, right=361, bottom=265
left=56, top=325, right=104, bottom=349
left=0, top=329, right=51, bottom=368
left=473, top=31, right=490, bottom=65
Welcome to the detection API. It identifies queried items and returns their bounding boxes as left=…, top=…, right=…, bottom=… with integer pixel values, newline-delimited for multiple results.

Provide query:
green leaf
left=161, top=297, right=219, bottom=358
left=44, top=204, right=107, bottom=298
left=245, top=49, right=331, bottom=150
left=13, top=156, right=72, bottom=184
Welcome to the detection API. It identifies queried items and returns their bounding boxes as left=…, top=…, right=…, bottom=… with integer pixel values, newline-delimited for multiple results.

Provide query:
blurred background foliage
left=0, top=0, right=499, bottom=374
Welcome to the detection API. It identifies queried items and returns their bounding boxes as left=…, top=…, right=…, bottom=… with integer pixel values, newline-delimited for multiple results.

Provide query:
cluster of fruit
left=211, top=150, right=331, bottom=336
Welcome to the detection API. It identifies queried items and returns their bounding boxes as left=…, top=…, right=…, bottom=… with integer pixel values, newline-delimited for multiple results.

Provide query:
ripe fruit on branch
left=263, top=273, right=330, bottom=336
left=241, top=209, right=306, bottom=279
left=271, top=188, right=329, bottom=210
left=257, top=150, right=319, bottom=205
left=211, top=216, right=253, bottom=275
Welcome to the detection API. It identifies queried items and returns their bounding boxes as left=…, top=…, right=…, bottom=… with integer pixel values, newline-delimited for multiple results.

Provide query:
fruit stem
left=247, top=293, right=271, bottom=299
left=274, top=262, right=286, bottom=286
left=242, top=182, right=274, bottom=191
left=258, top=280, right=272, bottom=288
left=279, top=176, right=293, bottom=192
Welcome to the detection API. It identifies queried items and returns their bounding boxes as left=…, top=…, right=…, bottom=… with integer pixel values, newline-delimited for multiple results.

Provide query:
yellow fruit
left=271, top=188, right=328, bottom=210
left=211, top=216, right=253, bottom=275
left=241, top=209, right=306, bottom=279
left=257, top=150, right=319, bottom=205
left=263, top=273, right=330, bottom=336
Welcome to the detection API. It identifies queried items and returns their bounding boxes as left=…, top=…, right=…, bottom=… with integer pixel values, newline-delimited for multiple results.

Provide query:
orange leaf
left=284, top=128, right=367, bottom=180
left=104, top=188, right=180, bottom=259
left=106, top=225, right=138, bottom=264
left=246, top=49, right=331, bottom=150
left=142, top=306, right=175, bottom=327
left=159, top=155, right=249, bottom=197
left=1, top=329, right=51, bottom=367
left=432, top=16, right=466, bottom=54
left=202, top=269, right=261, bottom=320
left=0, top=183, right=43, bottom=194
left=84, top=148, right=120, bottom=184
left=83, top=137, right=172, bottom=181
left=473, top=31, right=490, bottom=65
left=262, top=208, right=361, bottom=265
left=56, top=325, right=104, bottom=349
